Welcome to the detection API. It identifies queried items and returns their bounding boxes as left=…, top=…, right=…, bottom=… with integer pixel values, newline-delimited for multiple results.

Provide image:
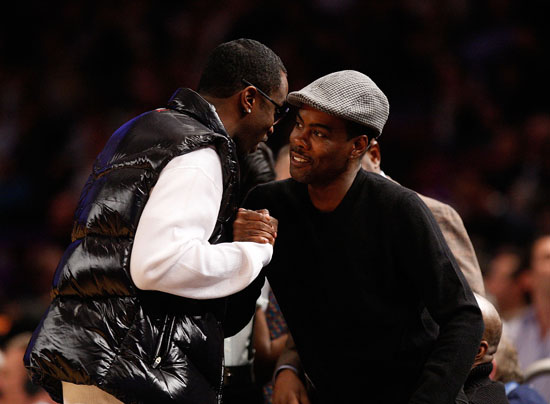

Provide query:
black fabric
left=24, top=88, right=240, bottom=404
left=238, top=142, right=276, bottom=205
left=464, top=362, right=510, bottom=404
left=238, top=170, right=483, bottom=404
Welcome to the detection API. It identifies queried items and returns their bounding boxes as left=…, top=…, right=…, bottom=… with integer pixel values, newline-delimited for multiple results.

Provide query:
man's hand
left=233, top=208, right=278, bottom=245
left=272, top=369, right=311, bottom=404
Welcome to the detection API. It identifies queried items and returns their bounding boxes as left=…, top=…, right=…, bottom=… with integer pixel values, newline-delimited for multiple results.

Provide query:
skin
left=201, top=71, right=289, bottom=157
left=525, top=235, right=550, bottom=337
left=272, top=141, right=379, bottom=403
left=235, top=108, right=372, bottom=404
left=273, top=369, right=311, bottom=404
left=484, top=250, right=527, bottom=320
left=288, top=107, right=368, bottom=211
left=203, top=71, right=288, bottom=245
left=252, top=307, right=289, bottom=385
left=361, top=139, right=381, bottom=173
left=235, top=106, right=369, bottom=243
left=472, top=293, right=502, bottom=367
left=233, top=208, right=278, bottom=245
left=0, top=345, right=55, bottom=404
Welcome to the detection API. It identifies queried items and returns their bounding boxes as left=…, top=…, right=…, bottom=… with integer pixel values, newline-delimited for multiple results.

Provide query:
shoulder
left=417, top=194, right=462, bottom=222
left=360, top=170, right=424, bottom=210
left=163, top=148, right=222, bottom=187
left=244, top=178, right=302, bottom=211
left=114, top=108, right=221, bottom=158
left=131, top=108, right=221, bottom=145
left=250, top=178, right=298, bottom=198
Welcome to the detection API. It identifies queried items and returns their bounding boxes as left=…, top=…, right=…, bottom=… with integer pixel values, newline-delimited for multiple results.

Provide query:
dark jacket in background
left=24, top=88, right=240, bottom=404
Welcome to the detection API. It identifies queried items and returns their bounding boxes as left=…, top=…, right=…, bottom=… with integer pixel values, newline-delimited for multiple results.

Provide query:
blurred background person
left=484, top=245, right=530, bottom=337
left=463, top=293, right=508, bottom=404
left=0, top=333, right=55, bottom=404
left=492, top=333, right=547, bottom=404
left=508, top=234, right=550, bottom=402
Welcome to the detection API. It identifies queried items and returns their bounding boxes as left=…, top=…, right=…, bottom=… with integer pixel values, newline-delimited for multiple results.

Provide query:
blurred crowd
left=1, top=0, right=549, bottom=402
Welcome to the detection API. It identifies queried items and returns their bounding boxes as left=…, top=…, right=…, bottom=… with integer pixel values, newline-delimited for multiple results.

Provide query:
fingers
left=254, top=209, right=278, bottom=235
left=233, top=208, right=278, bottom=245
left=272, top=369, right=309, bottom=404
left=236, top=209, right=277, bottom=235
left=238, top=209, right=274, bottom=226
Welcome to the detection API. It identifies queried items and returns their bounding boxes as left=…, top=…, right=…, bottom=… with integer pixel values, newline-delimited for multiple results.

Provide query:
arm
left=275, top=333, right=302, bottom=374
left=130, top=148, right=275, bottom=299
left=396, top=194, right=484, bottom=404
left=272, top=335, right=310, bottom=404
left=222, top=188, right=280, bottom=337
left=253, top=306, right=288, bottom=385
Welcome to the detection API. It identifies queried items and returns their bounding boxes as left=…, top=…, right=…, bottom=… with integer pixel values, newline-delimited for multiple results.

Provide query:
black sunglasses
left=242, top=79, right=289, bottom=123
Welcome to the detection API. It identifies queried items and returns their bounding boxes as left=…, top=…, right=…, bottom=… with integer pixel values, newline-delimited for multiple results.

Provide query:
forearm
left=131, top=239, right=272, bottom=299
left=275, top=333, right=303, bottom=375
left=254, top=308, right=288, bottom=363
left=130, top=149, right=272, bottom=299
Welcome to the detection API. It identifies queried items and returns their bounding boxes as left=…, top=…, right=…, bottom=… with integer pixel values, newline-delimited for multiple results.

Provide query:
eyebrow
left=296, top=111, right=333, bottom=132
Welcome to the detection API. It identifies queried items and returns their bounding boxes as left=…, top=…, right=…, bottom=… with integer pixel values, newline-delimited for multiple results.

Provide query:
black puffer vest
left=24, top=89, right=239, bottom=404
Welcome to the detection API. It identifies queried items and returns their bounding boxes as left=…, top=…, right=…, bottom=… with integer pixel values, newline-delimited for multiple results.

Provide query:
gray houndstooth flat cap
left=287, top=70, right=389, bottom=136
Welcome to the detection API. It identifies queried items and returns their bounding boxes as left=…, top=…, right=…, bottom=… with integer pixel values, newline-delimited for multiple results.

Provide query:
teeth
left=293, top=155, right=308, bottom=163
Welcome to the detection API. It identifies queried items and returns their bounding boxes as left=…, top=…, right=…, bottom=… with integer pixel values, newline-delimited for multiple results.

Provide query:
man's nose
left=290, top=129, right=308, bottom=149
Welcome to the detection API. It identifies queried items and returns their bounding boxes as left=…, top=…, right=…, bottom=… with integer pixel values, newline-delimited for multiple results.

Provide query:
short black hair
left=345, top=120, right=380, bottom=141
left=198, top=38, right=287, bottom=98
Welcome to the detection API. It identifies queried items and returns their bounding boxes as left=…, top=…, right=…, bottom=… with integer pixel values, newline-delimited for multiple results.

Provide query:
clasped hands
left=233, top=208, right=278, bottom=246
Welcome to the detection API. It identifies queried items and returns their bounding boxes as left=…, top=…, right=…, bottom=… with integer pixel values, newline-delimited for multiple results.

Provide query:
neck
left=308, top=164, right=360, bottom=212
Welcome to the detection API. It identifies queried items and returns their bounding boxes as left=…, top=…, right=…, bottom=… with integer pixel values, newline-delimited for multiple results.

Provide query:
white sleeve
left=130, top=148, right=273, bottom=299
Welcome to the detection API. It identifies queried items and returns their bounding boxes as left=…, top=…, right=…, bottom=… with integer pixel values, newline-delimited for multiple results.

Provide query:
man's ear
left=475, top=341, right=489, bottom=363
left=350, top=135, right=368, bottom=160
left=367, top=140, right=381, bottom=166
left=239, top=86, right=257, bottom=114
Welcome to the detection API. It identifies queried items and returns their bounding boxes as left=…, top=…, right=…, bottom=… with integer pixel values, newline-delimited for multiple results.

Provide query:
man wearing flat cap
left=232, top=70, right=483, bottom=403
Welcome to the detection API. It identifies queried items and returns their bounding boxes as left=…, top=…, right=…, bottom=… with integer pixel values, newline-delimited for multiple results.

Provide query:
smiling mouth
left=290, top=151, right=311, bottom=165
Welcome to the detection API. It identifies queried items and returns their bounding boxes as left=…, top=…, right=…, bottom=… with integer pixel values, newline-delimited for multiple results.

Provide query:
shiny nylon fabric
left=24, top=89, right=239, bottom=404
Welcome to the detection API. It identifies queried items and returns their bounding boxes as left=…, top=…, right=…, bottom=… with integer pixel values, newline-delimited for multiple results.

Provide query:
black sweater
left=242, top=169, right=483, bottom=404
left=464, top=362, right=510, bottom=404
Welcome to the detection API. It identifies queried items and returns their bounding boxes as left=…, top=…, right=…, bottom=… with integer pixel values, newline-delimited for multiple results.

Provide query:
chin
left=289, top=169, right=309, bottom=184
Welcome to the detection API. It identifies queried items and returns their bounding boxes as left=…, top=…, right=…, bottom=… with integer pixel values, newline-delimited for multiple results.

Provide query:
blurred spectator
left=0, top=333, right=55, bottom=404
left=508, top=234, right=550, bottom=402
left=493, top=334, right=547, bottom=404
left=484, top=245, right=530, bottom=335
left=463, top=293, right=508, bottom=404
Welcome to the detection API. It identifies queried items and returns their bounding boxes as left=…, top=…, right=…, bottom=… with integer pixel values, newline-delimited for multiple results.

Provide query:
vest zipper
left=152, top=315, right=175, bottom=369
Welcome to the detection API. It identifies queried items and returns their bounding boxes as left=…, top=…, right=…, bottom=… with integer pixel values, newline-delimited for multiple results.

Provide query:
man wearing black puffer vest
left=24, top=38, right=287, bottom=404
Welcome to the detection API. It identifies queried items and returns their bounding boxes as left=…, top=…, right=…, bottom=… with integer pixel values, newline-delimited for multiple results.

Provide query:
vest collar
left=167, top=88, right=228, bottom=137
